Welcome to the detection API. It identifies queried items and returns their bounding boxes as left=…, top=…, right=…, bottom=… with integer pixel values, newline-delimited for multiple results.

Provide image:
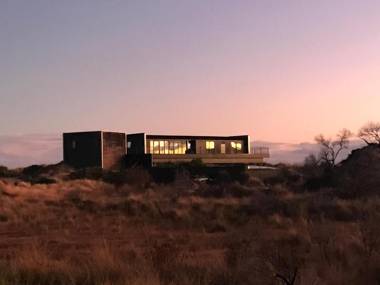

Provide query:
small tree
left=315, top=129, right=352, bottom=167
left=358, top=122, right=380, bottom=145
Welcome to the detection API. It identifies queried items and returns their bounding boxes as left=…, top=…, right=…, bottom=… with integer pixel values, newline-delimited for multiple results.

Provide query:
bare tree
left=315, top=129, right=352, bottom=167
left=358, top=122, right=380, bottom=145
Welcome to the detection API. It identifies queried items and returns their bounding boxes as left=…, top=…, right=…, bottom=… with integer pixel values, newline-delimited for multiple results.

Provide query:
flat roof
left=63, top=132, right=249, bottom=141
left=145, top=134, right=248, bottom=140
left=63, top=131, right=125, bottom=135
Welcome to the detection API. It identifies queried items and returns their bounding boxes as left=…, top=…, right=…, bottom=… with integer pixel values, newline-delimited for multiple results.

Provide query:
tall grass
left=1, top=163, right=380, bottom=284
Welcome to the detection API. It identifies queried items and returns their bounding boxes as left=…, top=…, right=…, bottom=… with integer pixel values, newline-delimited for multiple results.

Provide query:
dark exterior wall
left=126, top=133, right=146, bottom=155
left=63, top=132, right=102, bottom=168
left=102, top=132, right=126, bottom=170
left=241, top=136, right=250, bottom=153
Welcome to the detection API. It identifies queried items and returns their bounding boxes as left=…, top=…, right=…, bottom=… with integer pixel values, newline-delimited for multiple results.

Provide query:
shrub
left=22, top=165, right=45, bottom=177
left=68, top=167, right=104, bottom=180
left=30, top=177, right=57, bottom=185
left=0, top=166, right=9, bottom=177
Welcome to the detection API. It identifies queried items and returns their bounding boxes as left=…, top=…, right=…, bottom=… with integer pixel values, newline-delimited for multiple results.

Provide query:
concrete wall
left=63, top=132, right=102, bottom=168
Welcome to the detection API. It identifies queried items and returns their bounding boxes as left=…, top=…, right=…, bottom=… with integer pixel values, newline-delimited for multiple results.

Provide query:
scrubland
left=1, top=146, right=380, bottom=285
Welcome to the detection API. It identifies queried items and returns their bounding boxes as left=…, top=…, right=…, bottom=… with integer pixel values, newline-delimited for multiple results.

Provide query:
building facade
left=63, top=131, right=269, bottom=169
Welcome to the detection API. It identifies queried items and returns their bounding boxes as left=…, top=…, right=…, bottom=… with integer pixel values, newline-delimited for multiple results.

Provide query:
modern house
left=63, top=131, right=269, bottom=170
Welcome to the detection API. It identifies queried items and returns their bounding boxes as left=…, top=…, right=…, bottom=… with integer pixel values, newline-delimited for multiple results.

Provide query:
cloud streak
left=0, top=134, right=62, bottom=168
left=254, top=140, right=366, bottom=164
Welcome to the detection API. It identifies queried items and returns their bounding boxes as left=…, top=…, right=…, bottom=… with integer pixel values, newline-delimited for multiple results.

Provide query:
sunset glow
left=1, top=1, right=379, bottom=144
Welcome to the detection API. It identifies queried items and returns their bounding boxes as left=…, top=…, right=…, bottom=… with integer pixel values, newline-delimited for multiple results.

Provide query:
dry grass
left=1, top=166, right=380, bottom=285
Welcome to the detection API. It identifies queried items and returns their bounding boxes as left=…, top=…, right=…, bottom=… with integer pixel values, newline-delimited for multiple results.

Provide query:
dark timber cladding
left=63, top=131, right=126, bottom=169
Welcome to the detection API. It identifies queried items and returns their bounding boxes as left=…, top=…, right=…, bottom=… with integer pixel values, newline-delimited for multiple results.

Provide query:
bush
left=30, top=177, right=57, bottom=185
left=68, top=167, right=104, bottom=180
left=22, top=165, right=45, bottom=177
left=0, top=166, right=9, bottom=177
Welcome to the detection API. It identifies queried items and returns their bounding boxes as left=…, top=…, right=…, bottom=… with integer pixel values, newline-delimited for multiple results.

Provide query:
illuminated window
left=206, top=141, right=215, bottom=149
left=174, top=142, right=179, bottom=154
left=72, top=140, right=76, bottom=149
left=159, top=141, right=165, bottom=153
left=206, top=141, right=215, bottom=153
left=153, top=141, right=160, bottom=154
left=149, top=140, right=190, bottom=154
left=127, top=141, right=132, bottom=149
left=149, top=141, right=153, bottom=153
left=231, top=141, right=242, bottom=153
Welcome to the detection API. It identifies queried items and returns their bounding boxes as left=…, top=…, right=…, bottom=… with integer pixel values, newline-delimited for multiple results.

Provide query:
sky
left=0, top=0, right=379, bottom=166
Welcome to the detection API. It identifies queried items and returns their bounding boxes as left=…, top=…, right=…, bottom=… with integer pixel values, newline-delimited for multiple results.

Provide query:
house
left=63, top=131, right=269, bottom=169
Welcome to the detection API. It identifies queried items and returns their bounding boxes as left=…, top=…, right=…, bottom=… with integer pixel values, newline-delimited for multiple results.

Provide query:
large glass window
left=149, top=140, right=187, bottom=154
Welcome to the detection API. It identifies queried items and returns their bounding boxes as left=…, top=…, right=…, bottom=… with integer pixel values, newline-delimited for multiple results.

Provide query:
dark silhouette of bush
left=264, top=166, right=301, bottom=187
left=22, top=165, right=45, bottom=177
left=30, top=176, right=57, bottom=185
left=0, top=166, right=15, bottom=177
left=150, top=168, right=177, bottom=184
left=68, top=167, right=104, bottom=180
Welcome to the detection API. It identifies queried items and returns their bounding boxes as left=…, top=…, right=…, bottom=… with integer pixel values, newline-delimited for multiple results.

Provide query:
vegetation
left=1, top=124, right=380, bottom=284
left=314, top=128, right=352, bottom=168
left=358, top=122, right=380, bottom=145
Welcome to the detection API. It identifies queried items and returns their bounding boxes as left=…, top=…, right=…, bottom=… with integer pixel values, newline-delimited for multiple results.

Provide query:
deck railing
left=253, top=147, right=270, bottom=158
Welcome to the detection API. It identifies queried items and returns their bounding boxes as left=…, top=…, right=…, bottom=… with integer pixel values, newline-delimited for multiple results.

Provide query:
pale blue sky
left=1, top=0, right=380, bottom=142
